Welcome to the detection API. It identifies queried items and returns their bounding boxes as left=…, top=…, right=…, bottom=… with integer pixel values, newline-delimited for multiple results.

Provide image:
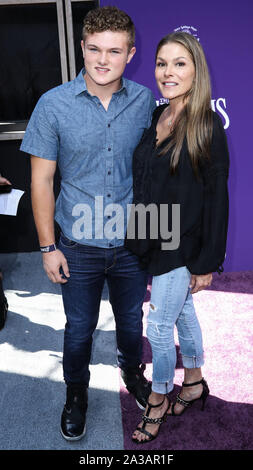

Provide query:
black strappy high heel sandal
left=132, top=396, right=170, bottom=444
left=170, top=378, right=209, bottom=416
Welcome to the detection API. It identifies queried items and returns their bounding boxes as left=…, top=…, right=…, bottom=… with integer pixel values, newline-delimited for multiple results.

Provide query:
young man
left=20, top=6, right=156, bottom=440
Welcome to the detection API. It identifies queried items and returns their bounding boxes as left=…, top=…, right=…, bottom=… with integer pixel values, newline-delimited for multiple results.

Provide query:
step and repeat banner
left=101, top=0, right=253, bottom=272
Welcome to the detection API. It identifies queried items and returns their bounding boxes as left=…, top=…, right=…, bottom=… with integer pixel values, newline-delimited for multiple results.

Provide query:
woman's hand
left=190, top=273, right=212, bottom=294
left=0, top=175, right=11, bottom=185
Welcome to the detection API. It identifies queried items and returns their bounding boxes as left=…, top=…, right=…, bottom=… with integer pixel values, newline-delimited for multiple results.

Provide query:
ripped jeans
left=147, top=266, right=204, bottom=394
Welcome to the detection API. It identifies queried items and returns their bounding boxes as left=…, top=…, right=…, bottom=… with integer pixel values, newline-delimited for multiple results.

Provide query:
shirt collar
left=118, top=76, right=128, bottom=96
left=74, top=68, right=128, bottom=97
left=74, top=69, right=88, bottom=96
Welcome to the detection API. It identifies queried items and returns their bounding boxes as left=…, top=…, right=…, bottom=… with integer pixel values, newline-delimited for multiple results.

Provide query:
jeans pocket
left=59, top=233, right=78, bottom=248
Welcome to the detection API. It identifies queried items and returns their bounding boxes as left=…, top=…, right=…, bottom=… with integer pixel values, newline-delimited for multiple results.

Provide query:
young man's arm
left=31, top=155, right=70, bottom=284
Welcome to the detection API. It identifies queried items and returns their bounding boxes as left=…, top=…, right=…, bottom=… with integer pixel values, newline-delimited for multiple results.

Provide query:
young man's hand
left=42, top=249, right=70, bottom=284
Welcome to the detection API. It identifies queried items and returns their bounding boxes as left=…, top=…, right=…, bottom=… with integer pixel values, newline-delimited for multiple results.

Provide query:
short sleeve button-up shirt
left=20, top=69, right=156, bottom=247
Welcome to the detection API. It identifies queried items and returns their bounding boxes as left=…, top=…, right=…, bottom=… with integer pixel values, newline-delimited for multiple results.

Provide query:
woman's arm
left=187, top=112, right=230, bottom=278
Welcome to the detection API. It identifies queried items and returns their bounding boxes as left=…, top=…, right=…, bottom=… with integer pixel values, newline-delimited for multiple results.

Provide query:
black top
left=125, top=104, right=229, bottom=276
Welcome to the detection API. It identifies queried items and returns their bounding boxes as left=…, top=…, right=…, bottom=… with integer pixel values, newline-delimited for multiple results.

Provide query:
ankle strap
left=147, top=397, right=165, bottom=408
left=182, top=378, right=204, bottom=387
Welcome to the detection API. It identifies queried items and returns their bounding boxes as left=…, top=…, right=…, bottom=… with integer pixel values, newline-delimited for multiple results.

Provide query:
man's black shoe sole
left=136, top=399, right=146, bottom=410
left=60, top=424, right=86, bottom=441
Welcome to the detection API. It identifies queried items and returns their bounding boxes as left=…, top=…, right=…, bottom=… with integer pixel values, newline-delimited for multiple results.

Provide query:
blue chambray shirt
left=20, top=69, right=156, bottom=247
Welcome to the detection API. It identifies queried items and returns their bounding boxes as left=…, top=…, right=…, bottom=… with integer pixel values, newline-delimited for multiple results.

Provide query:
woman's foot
left=168, top=381, right=204, bottom=415
left=168, top=377, right=209, bottom=416
left=132, top=392, right=169, bottom=443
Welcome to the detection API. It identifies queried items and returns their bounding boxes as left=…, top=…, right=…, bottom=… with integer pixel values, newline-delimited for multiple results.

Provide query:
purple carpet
left=119, top=271, right=253, bottom=450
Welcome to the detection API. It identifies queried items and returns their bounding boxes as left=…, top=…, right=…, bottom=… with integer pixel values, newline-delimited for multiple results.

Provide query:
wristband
left=40, top=243, right=57, bottom=253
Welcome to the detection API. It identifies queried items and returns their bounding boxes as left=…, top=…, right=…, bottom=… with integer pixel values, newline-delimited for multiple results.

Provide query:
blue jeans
left=147, top=266, right=204, bottom=395
left=58, top=233, right=148, bottom=387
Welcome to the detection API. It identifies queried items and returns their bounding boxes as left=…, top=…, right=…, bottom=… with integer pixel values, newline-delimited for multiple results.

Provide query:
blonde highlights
left=156, top=32, right=213, bottom=174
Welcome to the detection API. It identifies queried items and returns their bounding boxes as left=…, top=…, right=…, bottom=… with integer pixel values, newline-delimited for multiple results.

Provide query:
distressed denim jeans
left=147, top=266, right=204, bottom=394
left=58, top=233, right=148, bottom=387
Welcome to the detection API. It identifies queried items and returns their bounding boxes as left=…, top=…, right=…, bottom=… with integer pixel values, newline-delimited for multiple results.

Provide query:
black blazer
left=125, top=105, right=229, bottom=276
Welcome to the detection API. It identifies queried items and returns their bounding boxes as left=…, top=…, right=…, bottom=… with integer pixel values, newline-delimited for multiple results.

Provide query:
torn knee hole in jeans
left=150, top=303, right=157, bottom=312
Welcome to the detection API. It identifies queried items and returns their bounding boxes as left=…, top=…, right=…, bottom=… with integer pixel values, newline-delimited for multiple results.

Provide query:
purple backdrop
left=101, top=0, right=253, bottom=272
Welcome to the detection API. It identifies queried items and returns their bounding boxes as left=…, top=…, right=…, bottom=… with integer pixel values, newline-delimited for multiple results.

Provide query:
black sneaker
left=60, top=385, right=88, bottom=441
left=121, top=364, right=152, bottom=410
left=0, top=297, right=8, bottom=331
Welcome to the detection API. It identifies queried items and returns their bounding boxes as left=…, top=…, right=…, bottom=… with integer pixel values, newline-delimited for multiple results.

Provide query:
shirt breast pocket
left=59, top=114, right=105, bottom=167
left=115, top=118, right=147, bottom=152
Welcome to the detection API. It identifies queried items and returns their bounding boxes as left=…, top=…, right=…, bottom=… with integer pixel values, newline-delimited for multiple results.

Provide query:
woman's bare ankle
left=149, top=391, right=165, bottom=405
left=183, top=367, right=202, bottom=385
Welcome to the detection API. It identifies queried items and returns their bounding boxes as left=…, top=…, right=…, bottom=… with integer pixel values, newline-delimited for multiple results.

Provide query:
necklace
left=164, top=107, right=176, bottom=127
left=167, top=111, right=175, bottom=127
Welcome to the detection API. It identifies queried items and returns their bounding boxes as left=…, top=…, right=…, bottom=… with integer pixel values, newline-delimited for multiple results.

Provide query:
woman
left=125, top=32, right=229, bottom=444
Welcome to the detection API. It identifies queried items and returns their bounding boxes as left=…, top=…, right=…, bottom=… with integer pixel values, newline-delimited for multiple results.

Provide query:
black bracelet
left=40, top=243, right=57, bottom=253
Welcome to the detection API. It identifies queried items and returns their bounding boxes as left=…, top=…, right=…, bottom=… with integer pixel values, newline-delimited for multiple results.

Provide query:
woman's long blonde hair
left=156, top=32, right=213, bottom=174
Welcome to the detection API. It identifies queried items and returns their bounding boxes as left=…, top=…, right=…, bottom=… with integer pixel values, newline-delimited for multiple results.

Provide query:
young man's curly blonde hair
left=82, top=6, right=135, bottom=51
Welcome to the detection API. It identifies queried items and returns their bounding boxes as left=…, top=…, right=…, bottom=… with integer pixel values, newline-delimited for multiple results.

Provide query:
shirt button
left=108, top=147, right=111, bottom=151
left=108, top=170, right=111, bottom=175
left=107, top=194, right=111, bottom=197
left=108, top=123, right=111, bottom=127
